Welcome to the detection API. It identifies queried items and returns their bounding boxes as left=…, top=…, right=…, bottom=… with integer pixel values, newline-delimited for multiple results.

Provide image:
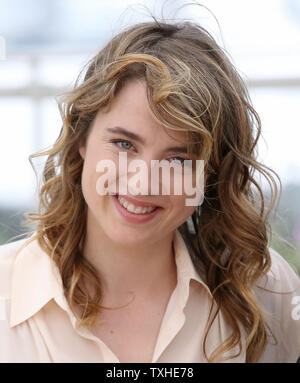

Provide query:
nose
left=117, top=151, right=186, bottom=198
left=127, top=156, right=155, bottom=196
left=126, top=154, right=180, bottom=197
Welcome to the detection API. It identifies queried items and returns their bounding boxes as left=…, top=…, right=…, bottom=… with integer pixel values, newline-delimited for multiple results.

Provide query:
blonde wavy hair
left=23, top=17, right=281, bottom=362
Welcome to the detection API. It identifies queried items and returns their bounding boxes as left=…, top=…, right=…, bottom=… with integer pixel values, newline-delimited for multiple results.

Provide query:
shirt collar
left=10, top=230, right=212, bottom=328
left=173, top=229, right=212, bottom=300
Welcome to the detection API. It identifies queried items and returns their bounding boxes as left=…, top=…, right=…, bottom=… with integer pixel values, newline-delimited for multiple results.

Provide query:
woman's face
left=79, top=79, right=201, bottom=246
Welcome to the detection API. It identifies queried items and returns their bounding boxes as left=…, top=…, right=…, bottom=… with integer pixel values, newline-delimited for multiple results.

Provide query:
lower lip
left=111, top=195, right=163, bottom=224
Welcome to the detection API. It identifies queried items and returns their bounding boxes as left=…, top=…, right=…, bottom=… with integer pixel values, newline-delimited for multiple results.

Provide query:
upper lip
left=116, top=194, right=162, bottom=208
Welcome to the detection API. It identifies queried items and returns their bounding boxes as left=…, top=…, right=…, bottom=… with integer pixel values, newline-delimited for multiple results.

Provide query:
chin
left=108, top=225, right=153, bottom=246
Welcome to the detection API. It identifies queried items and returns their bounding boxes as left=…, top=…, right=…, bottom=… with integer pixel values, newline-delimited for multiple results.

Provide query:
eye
left=169, top=157, right=186, bottom=166
left=110, top=139, right=134, bottom=151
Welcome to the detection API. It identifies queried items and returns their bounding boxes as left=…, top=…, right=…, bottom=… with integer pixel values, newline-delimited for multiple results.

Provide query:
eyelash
left=110, top=139, right=188, bottom=165
left=111, top=139, right=134, bottom=151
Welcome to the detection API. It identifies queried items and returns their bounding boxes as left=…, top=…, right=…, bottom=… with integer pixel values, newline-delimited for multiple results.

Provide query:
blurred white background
left=0, top=0, right=299, bottom=271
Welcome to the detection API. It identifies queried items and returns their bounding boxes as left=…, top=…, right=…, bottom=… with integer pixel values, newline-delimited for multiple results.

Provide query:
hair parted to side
left=23, top=9, right=281, bottom=363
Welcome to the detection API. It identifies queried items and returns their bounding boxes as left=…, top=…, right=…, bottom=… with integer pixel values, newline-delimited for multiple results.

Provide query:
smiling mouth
left=116, top=194, right=159, bottom=215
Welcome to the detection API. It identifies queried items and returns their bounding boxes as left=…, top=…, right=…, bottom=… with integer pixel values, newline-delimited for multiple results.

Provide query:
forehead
left=93, top=79, right=188, bottom=145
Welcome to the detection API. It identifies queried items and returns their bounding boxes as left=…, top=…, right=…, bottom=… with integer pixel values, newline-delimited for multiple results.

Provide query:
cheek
left=82, top=145, right=116, bottom=188
left=169, top=195, right=196, bottom=222
left=81, top=162, right=113, bottom=218
left=80, top=160, right=96, bottom=205
left=81, top=150, right=105, bottom=202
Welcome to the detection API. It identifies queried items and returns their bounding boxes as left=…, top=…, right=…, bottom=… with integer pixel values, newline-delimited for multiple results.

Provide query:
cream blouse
left=0, top=230, right=299, bottom=363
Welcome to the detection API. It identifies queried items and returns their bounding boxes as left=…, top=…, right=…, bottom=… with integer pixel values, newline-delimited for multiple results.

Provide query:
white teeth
left=117, top=196, right=156, bottom=214
left=134, top=206, right=143, bottom=214
left=126, top=203, right=136, bottom=213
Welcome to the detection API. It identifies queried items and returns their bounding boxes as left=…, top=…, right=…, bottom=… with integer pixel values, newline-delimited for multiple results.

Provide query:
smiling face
left=79, top=79, right=201, bottom=247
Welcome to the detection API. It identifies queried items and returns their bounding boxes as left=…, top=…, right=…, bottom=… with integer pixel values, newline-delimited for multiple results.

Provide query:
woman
left=0, top=18, right=299, bottom=363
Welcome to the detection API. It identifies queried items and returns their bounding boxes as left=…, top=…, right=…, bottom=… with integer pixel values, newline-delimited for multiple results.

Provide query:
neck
left=81, top=211, right=178, bottom=304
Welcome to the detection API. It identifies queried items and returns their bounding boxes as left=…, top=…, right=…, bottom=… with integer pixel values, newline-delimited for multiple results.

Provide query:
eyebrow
left=106, top=126, right=188, bottom=154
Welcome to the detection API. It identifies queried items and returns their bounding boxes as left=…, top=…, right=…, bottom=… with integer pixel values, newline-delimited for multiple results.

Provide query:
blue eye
left=169, top=157, right=186, bottom=165
left=111, top=139, right=133, bottom=151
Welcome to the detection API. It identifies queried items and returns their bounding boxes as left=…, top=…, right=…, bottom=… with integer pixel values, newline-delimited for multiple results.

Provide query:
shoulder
left=0, top=236, right=48, bottom=362
left=0, top=237, right=30, bottom=264
left=255, top=247, right=300, bottom=292
left=253, top=247, right=300, bottom=362
left=0, top=237, right=29, bottom=258
left=0, top=237, right=30, bottom=297
left=253, top=247, right=300, bottom=309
